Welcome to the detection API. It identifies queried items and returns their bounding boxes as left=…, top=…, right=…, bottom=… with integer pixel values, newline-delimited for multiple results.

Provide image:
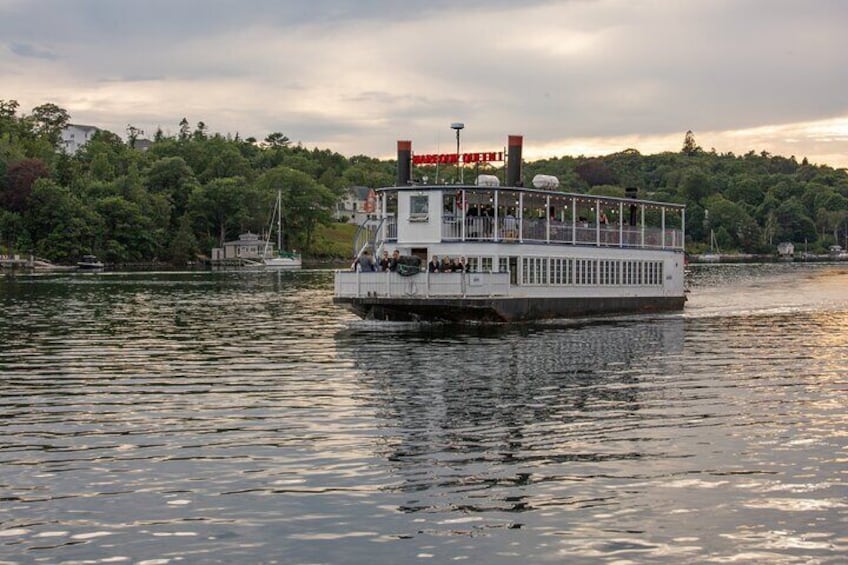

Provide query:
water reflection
left=336, top=319, right=685, bottom=520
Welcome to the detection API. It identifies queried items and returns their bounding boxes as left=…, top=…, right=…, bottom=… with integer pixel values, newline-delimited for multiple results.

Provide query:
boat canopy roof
left=375, top=183, right=685, bottom=210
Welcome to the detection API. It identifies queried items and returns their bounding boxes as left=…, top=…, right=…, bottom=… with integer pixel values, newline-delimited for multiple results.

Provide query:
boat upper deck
left=367, top=184, right=685, bottom=252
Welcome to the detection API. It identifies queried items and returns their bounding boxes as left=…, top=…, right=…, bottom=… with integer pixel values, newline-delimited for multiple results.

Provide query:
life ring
left=364, top=189, right=377, bottom=213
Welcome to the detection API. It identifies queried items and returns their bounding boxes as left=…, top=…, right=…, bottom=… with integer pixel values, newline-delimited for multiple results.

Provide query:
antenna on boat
left=451, top=122, right=464, bottom=184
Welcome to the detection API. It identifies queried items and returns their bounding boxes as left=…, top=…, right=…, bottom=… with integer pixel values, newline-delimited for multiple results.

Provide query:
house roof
left=65, top=123, right=100, bottom=133
left=347, top=186, right=371, bottom=200
left=222, top=232, right=266, bottom=246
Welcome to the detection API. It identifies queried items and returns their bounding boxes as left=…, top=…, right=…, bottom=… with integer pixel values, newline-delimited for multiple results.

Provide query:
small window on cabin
left=409, top=195, right=429, bottom=221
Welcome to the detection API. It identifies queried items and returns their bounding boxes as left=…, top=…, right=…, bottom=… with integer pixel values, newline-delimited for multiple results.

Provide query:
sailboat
left=262, top=190, right=302, bottom=269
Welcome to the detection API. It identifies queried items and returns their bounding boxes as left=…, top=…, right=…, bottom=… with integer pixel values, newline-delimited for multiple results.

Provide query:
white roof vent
left=532, top=174, right=559, bottom=189
left=475, top=174, right=500, bottom=187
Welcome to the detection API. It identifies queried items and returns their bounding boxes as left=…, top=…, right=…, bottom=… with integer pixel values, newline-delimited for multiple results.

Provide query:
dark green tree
left=25, top=179, right=100, bottom=261
left=2, top=158, right=50, bottom=212
left=682, top=130, right=701, bottom=156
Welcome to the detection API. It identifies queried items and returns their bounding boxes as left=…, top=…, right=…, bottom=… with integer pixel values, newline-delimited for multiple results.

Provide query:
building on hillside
left=210, top=232, right=273, bottom=265
left=777, top=241, right=794, bottom=258
left=132, top=138, right=153, bottom=151
left=61, top=124, right=100, bottom=154
left=334, top=186, right=374, bottom=224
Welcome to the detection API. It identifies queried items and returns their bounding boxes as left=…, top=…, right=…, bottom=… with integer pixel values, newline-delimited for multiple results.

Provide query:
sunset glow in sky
left=2, top=0, right=847, bottom=166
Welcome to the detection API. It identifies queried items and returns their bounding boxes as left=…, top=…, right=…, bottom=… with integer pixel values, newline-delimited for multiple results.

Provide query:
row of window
left=523, top=257, right=664, bottom=286
left=466, top=257, right=508, bottom=273
left=462, top=256, right=664, bottom=286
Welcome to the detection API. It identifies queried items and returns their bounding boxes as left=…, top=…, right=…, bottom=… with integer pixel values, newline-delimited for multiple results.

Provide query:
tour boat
left=333, top=135, right=686, bottom=322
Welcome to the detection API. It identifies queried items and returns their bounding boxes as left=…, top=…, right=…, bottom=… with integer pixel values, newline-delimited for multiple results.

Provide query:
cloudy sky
left=3, top=0, right=847, bottom=167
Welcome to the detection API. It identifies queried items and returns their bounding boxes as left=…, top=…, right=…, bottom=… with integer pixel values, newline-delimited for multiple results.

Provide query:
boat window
left=385, top=192, right=398, bottom=215
left=508, top=257, right=519, bottom=285
left=443, top=192, right=458, bottom=214
left=410, top=195, right=429, bottom=220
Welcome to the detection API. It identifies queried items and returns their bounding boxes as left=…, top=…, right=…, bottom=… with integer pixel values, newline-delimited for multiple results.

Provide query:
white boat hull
left=264, top=257, right=302, bottom=269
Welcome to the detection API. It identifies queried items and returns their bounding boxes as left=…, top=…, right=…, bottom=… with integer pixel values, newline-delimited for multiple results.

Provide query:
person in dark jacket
left=379, top=250, right=391, bottom=271
left=428, top=256, right=440, bottom=272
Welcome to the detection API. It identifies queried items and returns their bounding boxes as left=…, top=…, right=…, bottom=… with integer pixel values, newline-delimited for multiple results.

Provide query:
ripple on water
left=1, top=265, right=847, bottom=563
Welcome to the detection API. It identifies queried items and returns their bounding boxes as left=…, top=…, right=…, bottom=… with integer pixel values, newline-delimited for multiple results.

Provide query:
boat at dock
left=695, top=230, right=721, bottom=263
left=262, top=190, right=302, bottom=269
left=77, top=255, right=105, bottom=270
left=333, top=135, right=687, bottom=322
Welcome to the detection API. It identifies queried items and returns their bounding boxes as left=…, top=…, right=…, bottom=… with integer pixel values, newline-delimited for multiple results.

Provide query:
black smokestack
left=506, top=135, right=523, bottom=187
left=397, top=140, right=412, bottom=186
left=626, top=187, right=638, bottom=226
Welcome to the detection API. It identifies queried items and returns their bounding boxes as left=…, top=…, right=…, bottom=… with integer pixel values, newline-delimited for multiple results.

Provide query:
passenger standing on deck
left=389, top=249, right=400, bottom=272
left=504, top=209, right=518, bottom=240
left=379, top=250, right=391, bottom=271
left=428, top=256, right=440, bottom=272
left=355, top=250, right=376, bottom=272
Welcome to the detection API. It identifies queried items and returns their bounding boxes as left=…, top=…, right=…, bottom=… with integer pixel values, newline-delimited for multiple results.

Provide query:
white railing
left=335, top=271, right=511, bottom=299
left=384, top=216, right=397, bottom=241
left=440, top=218, right=683, bottom=250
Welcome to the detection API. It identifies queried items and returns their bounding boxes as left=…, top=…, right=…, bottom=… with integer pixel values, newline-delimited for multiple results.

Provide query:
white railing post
left=595, top=201, right=600, bottom=246
left=661, top=207, right=666, bottom=249
left=380, top=193, right=386, bottom=243
left=494, top=190, right=500, bottom=242
left=571, top=197, right=576, bottom=244
left=461, top=189, right=466, bottom=242
left=619, top=201, right=624, bottom=248
left=518, top=192, right=524, bottom=243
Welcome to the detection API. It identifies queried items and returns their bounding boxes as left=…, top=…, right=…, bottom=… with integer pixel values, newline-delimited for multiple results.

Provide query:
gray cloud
left=9, top=42, right=57, bottom=60
left=2, top=0, right=847, bottom=164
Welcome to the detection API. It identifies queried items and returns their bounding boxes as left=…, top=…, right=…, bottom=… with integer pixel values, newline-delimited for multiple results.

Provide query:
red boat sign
left=412, top=151, right=504, bottom=165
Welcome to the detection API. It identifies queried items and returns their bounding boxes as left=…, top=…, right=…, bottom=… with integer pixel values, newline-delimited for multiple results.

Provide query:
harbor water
left=1, top=263, right=846, bottom=564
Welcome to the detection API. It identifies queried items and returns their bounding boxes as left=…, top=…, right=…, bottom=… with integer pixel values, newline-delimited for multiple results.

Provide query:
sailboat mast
left=277, top=190, right=283, bottom=254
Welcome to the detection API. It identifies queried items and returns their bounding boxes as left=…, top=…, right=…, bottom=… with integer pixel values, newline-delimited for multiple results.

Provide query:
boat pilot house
left=334, top=135, right=686, bottom=322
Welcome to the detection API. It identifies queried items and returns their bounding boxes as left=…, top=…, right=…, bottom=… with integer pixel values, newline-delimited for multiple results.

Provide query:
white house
left=61, top=124, right=99, bottom=154
left=777, top=241, right=794, bottom=257
left=334, top=186, right=373, bottom=224
left=211, top=232, right=273, bottom=263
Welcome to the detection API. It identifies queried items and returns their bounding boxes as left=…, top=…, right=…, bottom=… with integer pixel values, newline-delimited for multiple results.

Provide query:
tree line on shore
left=521, top=130, right=848, bottom=254
left=2, top=100, right=847, bottom=264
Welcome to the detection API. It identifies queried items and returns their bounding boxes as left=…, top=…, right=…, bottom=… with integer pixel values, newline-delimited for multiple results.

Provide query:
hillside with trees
left=2, top=100, right=847, bottom=265
left=522, top=131, right=848, bottom=254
